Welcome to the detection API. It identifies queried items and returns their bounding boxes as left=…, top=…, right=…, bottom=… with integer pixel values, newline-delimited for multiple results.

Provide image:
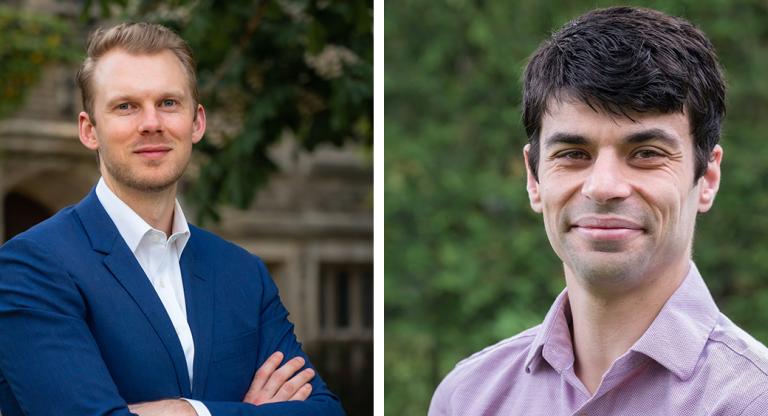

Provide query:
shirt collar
left=95, top=177, right=191, bottom=254
left=524, top=261, right=720, bottom=380
left=524, top=287, right=574, bottom=374
left=630, top=262, right=719, bottom=380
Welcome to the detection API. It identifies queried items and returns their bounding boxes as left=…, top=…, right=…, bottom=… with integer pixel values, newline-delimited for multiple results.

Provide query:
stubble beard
left=558, top=205, right=653, bottom=292
left=103, top=155, right=188, bottom=194
left=565, top=251, right=649, bottom=291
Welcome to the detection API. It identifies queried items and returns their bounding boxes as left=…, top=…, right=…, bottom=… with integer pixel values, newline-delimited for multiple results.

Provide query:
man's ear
left=698, top=144, right=722, bottom=213
left=192, top=104, right=206, bottom=144
left=78, top=112, right=99, bottom=151
left=523, top=144, right=543, bottom=213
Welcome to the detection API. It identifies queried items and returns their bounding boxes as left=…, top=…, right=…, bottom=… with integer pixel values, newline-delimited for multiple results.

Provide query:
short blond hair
left=76, top=22, right=199, bottom=121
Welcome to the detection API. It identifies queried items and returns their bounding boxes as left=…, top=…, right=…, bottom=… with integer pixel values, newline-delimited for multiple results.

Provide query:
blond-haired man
left=0, top=23, right=344, bottom=416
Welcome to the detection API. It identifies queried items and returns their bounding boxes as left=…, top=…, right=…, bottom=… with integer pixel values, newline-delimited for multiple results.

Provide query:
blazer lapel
left=180, top=237, right=214, bottom=398
left=75, top=190, right=192, bottom=397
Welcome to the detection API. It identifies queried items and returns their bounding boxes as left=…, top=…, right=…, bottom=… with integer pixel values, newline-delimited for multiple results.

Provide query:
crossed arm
left=129, top=352, right=316, bottom=415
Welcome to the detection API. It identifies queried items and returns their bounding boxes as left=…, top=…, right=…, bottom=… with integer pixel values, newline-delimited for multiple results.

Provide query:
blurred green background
left=385, top=0, right=768, bottom=414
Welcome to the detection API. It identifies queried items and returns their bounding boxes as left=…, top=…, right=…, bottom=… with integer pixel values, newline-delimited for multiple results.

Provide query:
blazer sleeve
left=200, top=258, right=346, bottom=416
left=0, top=237, right=135, bottom=416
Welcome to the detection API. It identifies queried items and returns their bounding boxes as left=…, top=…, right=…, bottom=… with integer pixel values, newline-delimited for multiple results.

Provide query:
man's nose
left=138, top=107, right=162, bottom=134
left=581, top=154, right=632, bottom=204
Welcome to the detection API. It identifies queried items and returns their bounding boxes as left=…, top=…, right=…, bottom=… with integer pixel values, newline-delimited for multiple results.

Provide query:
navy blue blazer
left=0, top=190, right=345, bottom=415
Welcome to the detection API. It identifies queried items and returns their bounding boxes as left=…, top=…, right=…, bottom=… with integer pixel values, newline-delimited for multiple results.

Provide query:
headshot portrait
left=386, top=1, right=768, bottom=415
left=0, top=1, right=372, bottom=415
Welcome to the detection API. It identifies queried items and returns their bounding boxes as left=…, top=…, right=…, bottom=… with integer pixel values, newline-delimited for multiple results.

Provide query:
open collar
left=630, top=262, right=719, bottom=380
left=95, top=178, right=191, bottom=255
left=524, top=262, right=719, bottom=380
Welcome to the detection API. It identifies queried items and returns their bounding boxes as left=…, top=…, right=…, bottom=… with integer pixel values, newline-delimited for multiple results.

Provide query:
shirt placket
left=147, top=233, right=195, bottom=385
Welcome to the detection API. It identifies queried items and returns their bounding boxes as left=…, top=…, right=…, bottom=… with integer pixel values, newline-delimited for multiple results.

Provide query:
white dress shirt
left=96, top=178, right=211, bottom=416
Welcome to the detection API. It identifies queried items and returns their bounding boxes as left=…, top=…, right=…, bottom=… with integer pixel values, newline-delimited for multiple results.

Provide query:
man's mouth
left=134, top=146, right=172, bottom=160
left=570, top=216, right=644, bottom=241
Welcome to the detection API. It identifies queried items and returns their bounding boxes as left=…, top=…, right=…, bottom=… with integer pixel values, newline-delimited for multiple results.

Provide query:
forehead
left=91, top=49, right=190, bottom=102
left=539, top=98, right=692, bottom=148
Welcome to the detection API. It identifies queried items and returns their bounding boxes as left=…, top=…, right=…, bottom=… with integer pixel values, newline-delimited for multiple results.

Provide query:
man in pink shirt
left=430, top=7, right=768, bottom=415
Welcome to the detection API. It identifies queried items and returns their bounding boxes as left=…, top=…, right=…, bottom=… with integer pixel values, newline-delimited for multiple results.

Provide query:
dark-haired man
left=0, top=23, right=344, bottom=416
left=429, top=7, right=768, bottom=415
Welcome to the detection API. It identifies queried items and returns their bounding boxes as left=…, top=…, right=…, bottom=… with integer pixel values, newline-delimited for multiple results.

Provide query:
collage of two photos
left=4, top=0, right=768, bottom=415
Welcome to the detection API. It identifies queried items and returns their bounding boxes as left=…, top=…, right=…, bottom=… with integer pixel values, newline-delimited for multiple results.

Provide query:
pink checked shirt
left=429, top=263, right=768, bottom=415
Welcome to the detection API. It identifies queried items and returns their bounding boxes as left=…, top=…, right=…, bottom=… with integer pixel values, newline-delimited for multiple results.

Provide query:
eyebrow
left=542, top=133, right=588, bottom=148
left=625, top=128, right=682, bottom=149
left=542, top=128, right=682, bottom=150
left=104, top=95, right=131, bottom=107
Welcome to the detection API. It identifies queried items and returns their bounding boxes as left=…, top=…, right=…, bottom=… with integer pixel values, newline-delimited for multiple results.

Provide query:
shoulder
left=0, top=206, right=79, bottom=255
left=708, top=313, right=768, bottom=376
left=0, top=207, right=87, bottom=313
left=429, top=325, right=540, bottom=413
left=707, top=314, right=768, bottom=376
left=701, top=313, right=768, bottom=411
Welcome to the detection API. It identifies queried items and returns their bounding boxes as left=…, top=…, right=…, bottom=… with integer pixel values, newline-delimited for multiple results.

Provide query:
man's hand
left=128, top=399, right=197, bottom=415
left=243, top=351, right=315, bottom=405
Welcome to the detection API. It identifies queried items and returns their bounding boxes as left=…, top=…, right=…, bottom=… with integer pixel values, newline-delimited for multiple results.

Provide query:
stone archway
left=1, top=167, right=96, bottom=243
left=3, top=191, right=53, bottom=241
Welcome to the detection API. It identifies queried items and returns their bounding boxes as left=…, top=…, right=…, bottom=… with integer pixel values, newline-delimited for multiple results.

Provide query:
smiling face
left=78, top=48, right=206, bottom=195
left=524, top=99, right=721, bottom=293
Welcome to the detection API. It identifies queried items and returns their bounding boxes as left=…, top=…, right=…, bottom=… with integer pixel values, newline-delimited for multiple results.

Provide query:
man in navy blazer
left=0, top=23, right=345, bottom=416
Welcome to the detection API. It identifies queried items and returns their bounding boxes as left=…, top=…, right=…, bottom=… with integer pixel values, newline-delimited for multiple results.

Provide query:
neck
left=565, top=259, right=689, bottom=395
left=102, top=175, right=177, bottom=235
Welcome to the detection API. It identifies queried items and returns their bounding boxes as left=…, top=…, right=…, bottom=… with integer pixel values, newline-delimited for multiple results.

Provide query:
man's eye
left=116, top=103, right=132, bottom=111
left=557, top=150, right=590, bottom=160
left=161, top=99, right=177, bottom=107
left=633, top=149, right=663, bottom=159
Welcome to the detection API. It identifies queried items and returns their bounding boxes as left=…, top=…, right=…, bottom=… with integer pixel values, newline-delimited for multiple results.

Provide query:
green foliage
left=385, top=1, right=768, bottom=414
left=90, top=0, right=373, bottom=223
left=0, top=6, right=79, bottom=118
